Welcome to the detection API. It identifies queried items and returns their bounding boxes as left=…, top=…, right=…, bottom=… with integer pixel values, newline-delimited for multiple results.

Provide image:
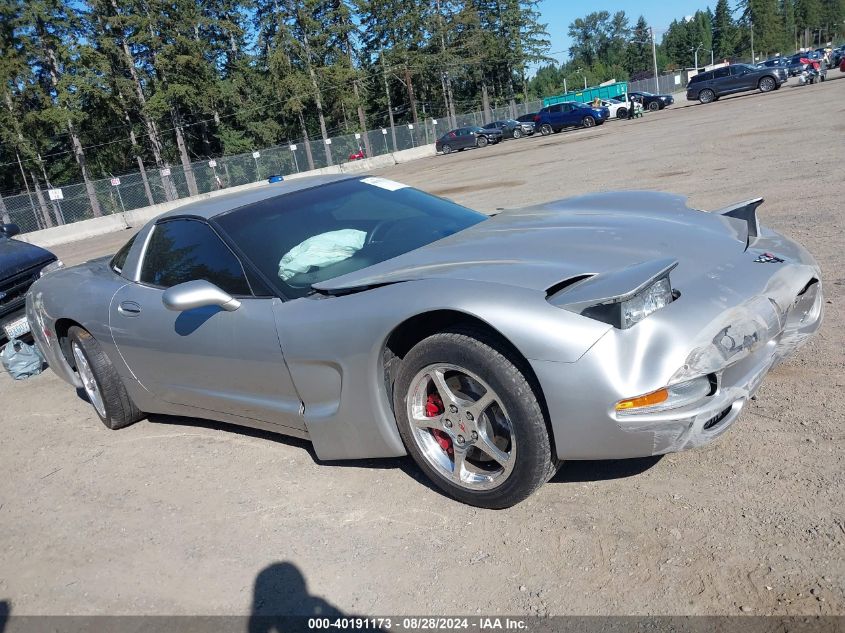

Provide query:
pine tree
left=713, top=0, right=739, bottom=60
left=18, top=0, right=103, bottom=217
left=741, top=0, right=787, bottom=57
left=625, top=16, right=653, bottom=75
left=795, top=0, right=822, bottom=47
left=780, top=0, right=797, bottom=51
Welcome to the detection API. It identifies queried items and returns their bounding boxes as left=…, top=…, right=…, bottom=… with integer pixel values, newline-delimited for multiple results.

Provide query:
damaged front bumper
left=532, top=253, right=823, bottom=461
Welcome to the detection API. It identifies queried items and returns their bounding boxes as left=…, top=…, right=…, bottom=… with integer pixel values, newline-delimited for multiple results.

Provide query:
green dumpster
left=542, top=82, right=628, bottom=107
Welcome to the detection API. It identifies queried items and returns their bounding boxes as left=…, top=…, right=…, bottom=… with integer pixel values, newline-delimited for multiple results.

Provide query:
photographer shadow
left=248, top=562, right=353, bottom=633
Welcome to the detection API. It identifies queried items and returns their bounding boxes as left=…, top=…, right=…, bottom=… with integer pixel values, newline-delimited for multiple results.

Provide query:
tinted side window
left=110, top=234, right=137, bottom=274
left=140, top=219, right=251, bottom=295
left=549, top=104, right=562, bottom=113
left=713, top=67, right=730, bottom=78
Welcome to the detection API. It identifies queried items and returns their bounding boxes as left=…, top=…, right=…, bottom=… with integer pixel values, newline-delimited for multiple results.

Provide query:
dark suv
left=686, top=64, right=787, bottom=104
left=1, top=223, right=60, bottom=345
left=533, top=101, right=609, bottom=135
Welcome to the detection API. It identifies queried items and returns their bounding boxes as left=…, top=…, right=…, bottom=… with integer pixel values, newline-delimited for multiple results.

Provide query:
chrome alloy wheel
left=406, top=364, right=516, bottom=490
left=72, top=342, right=106, bottom=418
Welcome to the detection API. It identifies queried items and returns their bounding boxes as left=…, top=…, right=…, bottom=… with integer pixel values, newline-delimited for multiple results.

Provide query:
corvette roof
left=157, top=173, right=358, bottom=221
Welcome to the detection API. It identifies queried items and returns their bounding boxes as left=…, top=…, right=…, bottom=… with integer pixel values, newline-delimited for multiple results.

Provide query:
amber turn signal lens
left=615, top=388, right=669, bottom=411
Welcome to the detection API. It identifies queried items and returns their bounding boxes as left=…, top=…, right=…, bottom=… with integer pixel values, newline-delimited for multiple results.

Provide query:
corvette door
left=109, top=218, right=304, bottom=430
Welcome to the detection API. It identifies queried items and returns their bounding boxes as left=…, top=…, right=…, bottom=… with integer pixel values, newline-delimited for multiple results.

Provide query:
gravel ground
left=1, top=78, right=843, bottom=617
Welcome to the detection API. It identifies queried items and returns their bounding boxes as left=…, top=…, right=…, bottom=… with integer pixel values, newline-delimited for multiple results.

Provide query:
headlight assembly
left=40, top=260, right=64, bottom=277
left=621, top=277, right=674, bottom=328
left=580, top=274, right=675, bottom=329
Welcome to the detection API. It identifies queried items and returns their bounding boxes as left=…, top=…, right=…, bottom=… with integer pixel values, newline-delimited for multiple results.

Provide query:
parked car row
left=435, top=90, right=676, bottom=154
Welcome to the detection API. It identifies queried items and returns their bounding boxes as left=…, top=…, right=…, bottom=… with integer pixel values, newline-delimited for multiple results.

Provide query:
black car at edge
left=627, top=91, right=674, bottom=111
left=0, top=223, right=60, bottom=345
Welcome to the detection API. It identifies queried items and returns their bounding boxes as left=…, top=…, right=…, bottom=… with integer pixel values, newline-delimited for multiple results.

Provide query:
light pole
left=575, top=67, right=586, bottom=90
left=691, top=43, right=704, bottom=70
left=650, top=27, right=659, bottom=94
left=750, top=19, right=755, bottom=64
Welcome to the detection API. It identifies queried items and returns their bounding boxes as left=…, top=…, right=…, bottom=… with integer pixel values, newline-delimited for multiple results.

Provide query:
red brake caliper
left=426, top=393, right=453, bottom=456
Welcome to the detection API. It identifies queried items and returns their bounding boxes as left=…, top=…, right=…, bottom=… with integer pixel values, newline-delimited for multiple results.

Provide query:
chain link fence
left=5, top=86, right=695, bottom=235
left=628, top=71, right=688, bottom=95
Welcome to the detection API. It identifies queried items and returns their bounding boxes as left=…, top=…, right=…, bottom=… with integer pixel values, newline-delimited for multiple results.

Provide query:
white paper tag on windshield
left=360, top=176, right=408, bottom=192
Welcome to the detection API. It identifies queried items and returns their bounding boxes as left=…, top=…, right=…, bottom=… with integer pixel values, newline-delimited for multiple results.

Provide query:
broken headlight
left=581, top=275, right=675, bottom=329
left=621, top=277, right=673, bottom=328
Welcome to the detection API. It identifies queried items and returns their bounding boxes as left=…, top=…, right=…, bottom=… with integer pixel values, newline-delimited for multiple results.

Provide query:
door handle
left=118, top=301, right=141, bottom=316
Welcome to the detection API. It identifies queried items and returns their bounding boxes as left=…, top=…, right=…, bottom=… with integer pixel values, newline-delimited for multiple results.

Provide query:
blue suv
left=533, top=102, right=609, bottom=135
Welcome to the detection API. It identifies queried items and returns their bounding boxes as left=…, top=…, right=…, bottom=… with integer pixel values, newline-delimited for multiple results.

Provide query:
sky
left=536, top=0, right=718, bottom=62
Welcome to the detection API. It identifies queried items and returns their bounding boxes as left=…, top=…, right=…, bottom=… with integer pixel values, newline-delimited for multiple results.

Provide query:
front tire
left=393, top=328, right=557, bottom=508
left=512, top=128, right=522, bottom=139
left=759, top=76, right=776, bottom=92
left=699, top=89, right=715, bottom=104
left=617, top=107, right=628, bottom=119
left=69, top=326, right=143, bottom=430
left=476, top=135, right=489, bottom=148
left=581, top=116, right=595, bottom=128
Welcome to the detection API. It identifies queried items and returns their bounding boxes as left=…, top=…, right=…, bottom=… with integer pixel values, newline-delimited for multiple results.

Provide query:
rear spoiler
left=717, top=197, right=763, bottom=248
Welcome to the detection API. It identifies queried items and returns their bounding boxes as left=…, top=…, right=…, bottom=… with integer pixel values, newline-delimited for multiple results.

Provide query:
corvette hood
left=314, top=192, right=750, bottom=294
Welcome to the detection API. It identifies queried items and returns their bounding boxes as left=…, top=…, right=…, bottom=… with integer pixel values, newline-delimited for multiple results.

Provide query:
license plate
left=3, top=315, right=30, bottom=340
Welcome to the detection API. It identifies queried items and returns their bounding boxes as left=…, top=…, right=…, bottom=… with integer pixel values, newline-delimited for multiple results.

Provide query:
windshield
left=215, top=177, right=486, bottom=298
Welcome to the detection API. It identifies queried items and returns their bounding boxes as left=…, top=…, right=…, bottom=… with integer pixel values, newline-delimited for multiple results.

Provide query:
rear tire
left=393, top=327, right=558, bottom=509
left=759, top=76, right=776, bottom=92
left=617, top=107, right=628, bottom=119
left=647, top=101, right=660, bottom=111
left=539, top=123, right=552, bottom=136
left=476, top=135, right=489, bottom=148
left=68, top=326, right=143, bottom=430
left=699, top=89, right=715, bottom=104
left=442, top=144, right=452, bottom=155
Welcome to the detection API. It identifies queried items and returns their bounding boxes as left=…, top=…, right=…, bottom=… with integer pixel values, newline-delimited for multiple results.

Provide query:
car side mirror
left=162, top=279, right=241, bottom=312
left=0, top=223, right=20, bottom=237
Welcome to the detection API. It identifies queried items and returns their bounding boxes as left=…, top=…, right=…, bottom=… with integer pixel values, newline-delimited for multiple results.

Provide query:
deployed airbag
left=279, top=229, right=366, bottom=280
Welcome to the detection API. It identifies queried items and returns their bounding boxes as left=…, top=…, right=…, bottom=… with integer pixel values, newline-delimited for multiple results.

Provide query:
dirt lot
left=2, top=78, right=843, bottom=618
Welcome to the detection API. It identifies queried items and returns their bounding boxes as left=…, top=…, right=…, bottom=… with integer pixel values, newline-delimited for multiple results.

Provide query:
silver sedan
left=27, top=175, right=823, bottom=508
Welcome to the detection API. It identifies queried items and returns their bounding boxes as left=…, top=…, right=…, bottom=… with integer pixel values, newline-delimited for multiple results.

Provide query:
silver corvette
left=26, top=175, right=823, bottom=508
